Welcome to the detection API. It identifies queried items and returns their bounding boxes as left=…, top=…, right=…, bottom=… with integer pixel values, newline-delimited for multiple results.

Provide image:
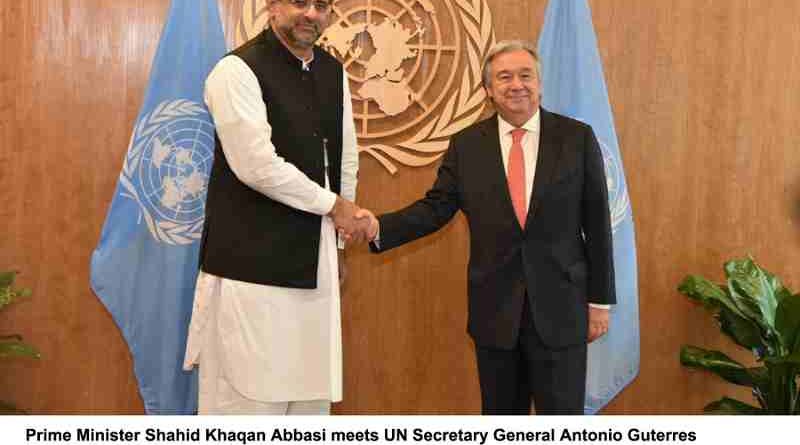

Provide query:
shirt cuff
left=316, top=189, right=338, bottom=216
left=588, top=303, right=611, bottom=309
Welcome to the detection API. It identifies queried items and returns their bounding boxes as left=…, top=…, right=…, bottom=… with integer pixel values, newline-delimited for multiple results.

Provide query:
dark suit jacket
left=372, top=109, right=615, bottom=349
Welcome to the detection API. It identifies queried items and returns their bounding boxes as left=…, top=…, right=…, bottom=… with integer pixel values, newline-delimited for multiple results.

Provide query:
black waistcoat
left=199, top=28, right=344, bottom=288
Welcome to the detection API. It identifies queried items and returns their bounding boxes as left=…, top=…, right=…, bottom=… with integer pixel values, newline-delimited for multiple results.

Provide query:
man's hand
left=329, top=196, right=360, bottom=238
left=587, top=305, right=609, bottom=343
left=328, top=197, right=379, bottom=243
left=354, top=208, right=379, bottom=242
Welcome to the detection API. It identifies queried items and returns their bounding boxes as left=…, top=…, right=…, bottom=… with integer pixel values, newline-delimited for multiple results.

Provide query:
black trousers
left=474, top=297, right=587, bottom=415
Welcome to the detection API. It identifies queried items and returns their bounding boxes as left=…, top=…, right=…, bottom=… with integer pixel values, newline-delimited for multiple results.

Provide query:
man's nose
left=304, top=7, right=321, bottom=21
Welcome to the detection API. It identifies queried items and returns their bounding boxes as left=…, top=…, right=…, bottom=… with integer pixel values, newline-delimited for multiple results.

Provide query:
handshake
left=328, top=196, right=379, bottom=244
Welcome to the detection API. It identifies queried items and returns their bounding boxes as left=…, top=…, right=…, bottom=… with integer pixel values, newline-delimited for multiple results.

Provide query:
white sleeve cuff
left=314, top=189, right=338, bottom=216
left=371, top=231, right=381, bottom=249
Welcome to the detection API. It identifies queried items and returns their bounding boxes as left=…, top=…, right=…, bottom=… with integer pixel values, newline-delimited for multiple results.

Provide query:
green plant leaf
left=761, top=362, right=798, bottom=413
left=759, top=361, right=800, bottom=413
left=765, top=352, right=800, bottom=366
left=725, top=258, right=779, bottom=332
left=0, top=340, right=41, bottom=359
left=746, top=366, right=770, bottom=387
left=678, top=275, right=747, bottom=319
left=796, top=333, right=800, bottom=355
left=761, top=266, right=793, bottom=304
left=680, top=259, right=800, bottom=414
left=728, top=280, right=769, bottom=327
left=0, top=286, right=32, bottom=310
left=680, top=345, right=761, bottom=387
left=703, top=397, right=764, bottom=414
left=717, top=306, right=765, bottom=351
left=775, top=294, right=800, bottom=354
left=0, top=271, right=16, bottom=288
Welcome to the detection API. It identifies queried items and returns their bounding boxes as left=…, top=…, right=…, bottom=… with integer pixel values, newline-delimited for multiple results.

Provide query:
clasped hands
left=329, top=196, right=379, bottom=244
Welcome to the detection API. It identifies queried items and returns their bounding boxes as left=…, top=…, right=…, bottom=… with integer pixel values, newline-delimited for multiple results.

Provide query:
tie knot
left=511, top=128, right=526, bottom=144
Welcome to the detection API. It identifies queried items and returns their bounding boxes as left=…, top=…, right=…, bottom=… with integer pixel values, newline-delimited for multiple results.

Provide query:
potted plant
left=678, top=257, right=800, bottom=414
left=0, top=271, right=41, bottom=414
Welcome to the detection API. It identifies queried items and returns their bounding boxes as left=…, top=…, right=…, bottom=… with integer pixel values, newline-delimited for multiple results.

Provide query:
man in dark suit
left=354, top=40, right=615, bottom=414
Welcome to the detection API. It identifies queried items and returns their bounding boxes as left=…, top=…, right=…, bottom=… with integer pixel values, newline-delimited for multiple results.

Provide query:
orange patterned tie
left=508, top=128, right=527, bottom=227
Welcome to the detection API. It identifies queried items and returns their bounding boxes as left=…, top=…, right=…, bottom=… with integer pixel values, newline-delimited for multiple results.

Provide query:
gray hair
left=481, top=40, right=541, bottom=87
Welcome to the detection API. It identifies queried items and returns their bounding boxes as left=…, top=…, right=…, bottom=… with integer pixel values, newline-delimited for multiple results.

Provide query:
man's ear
left=483, top=86, right=493, bottom=103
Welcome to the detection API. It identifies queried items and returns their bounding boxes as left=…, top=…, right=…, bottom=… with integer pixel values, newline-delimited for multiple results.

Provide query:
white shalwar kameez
left=183, top=54, right=358, bottom=413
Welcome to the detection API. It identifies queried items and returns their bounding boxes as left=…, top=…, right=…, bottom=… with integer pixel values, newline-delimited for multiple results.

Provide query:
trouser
left=474, top=297, right=587, bottom=415
left=198, top=362, right=330, bottom=414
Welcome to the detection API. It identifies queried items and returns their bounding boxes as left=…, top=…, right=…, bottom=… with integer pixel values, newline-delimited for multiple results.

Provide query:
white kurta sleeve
left=337, top=72, right=359, bottom=248
left=339, top=73, right=358, bottom=203
left=203, top=55, right=337, bottom=216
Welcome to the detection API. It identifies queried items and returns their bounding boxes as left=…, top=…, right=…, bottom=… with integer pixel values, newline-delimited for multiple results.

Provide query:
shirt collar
left=298, top=53, right=314, bottom=72
left=497, top=109, right=540, bottom=137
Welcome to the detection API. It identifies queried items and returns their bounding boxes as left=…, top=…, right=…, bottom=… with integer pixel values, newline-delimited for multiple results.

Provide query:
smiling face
left=484, top=49, right=541, bottom=127
left=269, top=0, right=332, bottom=57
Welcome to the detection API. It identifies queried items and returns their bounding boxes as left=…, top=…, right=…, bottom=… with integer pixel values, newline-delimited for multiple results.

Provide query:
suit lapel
left=526, top=109, right=564, bottom=229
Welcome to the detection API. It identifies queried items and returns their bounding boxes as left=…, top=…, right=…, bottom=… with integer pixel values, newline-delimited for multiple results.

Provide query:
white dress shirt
left=183, top=53, right=358, bottom=404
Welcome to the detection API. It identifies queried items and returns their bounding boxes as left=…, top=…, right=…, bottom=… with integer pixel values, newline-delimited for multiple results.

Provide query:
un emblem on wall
left=120, top=100, right=215, bottom=245
left=237, top=0, right=495, bottom=174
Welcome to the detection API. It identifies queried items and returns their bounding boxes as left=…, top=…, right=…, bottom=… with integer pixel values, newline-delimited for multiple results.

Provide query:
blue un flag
left=90, top=0, right=226, bottom=414
left=538, top=0, right=640, bottom=413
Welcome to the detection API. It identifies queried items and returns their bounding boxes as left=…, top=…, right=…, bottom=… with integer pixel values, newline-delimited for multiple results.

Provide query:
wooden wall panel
left=0, top=0, right=171, bottom=413
left=592, top=0, right=800, bottom=413
left=2, top=0, right=800, bottom=414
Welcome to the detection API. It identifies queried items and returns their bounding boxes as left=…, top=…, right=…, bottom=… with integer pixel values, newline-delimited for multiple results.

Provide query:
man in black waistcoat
left=353, top=41, right=615, bottom=414
left=184, top=0, right=367, bottom=414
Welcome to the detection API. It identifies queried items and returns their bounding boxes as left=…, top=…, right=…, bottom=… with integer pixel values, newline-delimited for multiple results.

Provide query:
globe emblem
left=598, top=140, right=630, bottom=232
left=138, top=118, right=215, bottom=226
left=235, top=0, right=495, bottom=173
left=318, top=0, right=461, bottom=139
